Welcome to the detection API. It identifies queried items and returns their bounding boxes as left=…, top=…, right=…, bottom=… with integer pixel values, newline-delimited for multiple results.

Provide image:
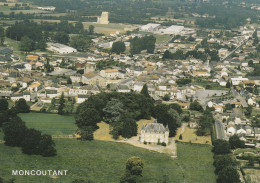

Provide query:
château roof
left=141, top=119, right=169, bottom=134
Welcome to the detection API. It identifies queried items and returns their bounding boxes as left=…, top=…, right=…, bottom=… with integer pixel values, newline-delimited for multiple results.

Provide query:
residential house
left=100, top=69, right=119, bottom=79
left=82, top=72, right=106, bottom=87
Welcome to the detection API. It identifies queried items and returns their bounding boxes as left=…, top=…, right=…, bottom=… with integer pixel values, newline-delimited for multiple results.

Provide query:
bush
left=162, top=142, right=166, bottom=146
left=179, top=134, right=183, bottom=140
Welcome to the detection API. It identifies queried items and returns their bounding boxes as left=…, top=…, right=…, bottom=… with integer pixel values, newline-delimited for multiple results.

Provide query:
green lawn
left=18, top=113, right=77, bottom=135
left=0, top=139, right=216, bottom=183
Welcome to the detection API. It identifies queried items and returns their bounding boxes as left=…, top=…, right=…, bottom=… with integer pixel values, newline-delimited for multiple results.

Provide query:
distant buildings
left=97, top=12, right=109, bottom=24
left=37, top=6, right=56, bottom=11
left=157, top=25, right=184, bottom=35
left=140, top=23, right=161, bottom=32
left=47, top=43, right=77, bottom=54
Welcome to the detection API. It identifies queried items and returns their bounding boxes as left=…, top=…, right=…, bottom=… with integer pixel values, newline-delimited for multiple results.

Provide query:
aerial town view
left=0, top=0, right=260, bottom=182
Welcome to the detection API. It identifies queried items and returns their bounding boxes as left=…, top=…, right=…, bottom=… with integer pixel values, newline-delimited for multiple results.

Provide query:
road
left=214, top=116, right=227, bottom=140
left=221, top=31, right=254, bottom=62
left=231, top=88, right=248, bottom=107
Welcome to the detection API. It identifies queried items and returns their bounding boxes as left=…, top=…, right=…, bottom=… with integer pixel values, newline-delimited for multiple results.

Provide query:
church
left=140, top=119, right=169, bottom=145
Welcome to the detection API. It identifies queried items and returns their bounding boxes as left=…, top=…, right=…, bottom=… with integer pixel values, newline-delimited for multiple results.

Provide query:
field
left=0, top=135, right=216, bottom=183
left=176, top=126, right=212, bottom=145
left=154, top=34, right=172, bottom=44
left=0, top=113, right=216, bottom=182
left=83, top=22, right=136, bottom=35
left=18, top=113, right=77, bottom=136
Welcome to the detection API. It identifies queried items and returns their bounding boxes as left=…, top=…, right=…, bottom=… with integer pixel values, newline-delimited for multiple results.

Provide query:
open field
left=154, top=34, right=172, bottom=44
left=0, top=113, right=216, bottom=182
left=83, top=22, right=136, bottom=35
left=4, top=37, right=26, bottom=60
left=0, top=135, right=216, bottom=183
left=18, top=113, right=77, bottom=136
left=176, top=126, right=212, bottom=145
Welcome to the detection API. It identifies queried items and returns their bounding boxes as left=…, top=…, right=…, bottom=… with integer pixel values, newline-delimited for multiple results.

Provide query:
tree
left=14, top=98, right=30, bottom=113
left=20, top=36, right=34, bottom=53
left=162, top=50, right=170, bottom=59
left=140, top=84, right=150, bottom=99
left=111, top=41, right=126, bottom=54
left=0, top=98, right=8, bottom=111
left=52, top=32, right=69, bottom=44
left=217, top=166, right=241, bottom=183
left=176, top=78, right=191, bottom=86
left=169, top=103, right=183, bottom=114
left=77, top=126, right=94, bottom=141
left=21, top=128, right=42, bottom=155
left=197, top=109, right=214, bottom=136
left=103, top=98, right=124, bottom=124
left=120, top=156, right=144, bottom=183
left=212, top=139, right=231, bottom=155
left=70, top=36, right=92, bottom=52
left=45, top=59, right=54, bottom=73
left=213, top=154, right=238, bottom=174
left=3, top=117, right=27, bottom=147
left=39, top=134, right=57, bottom=157
left=162, top=94, right=170, bottom=101
left=74, top=22, right=84, bottom=33
left=76, top=107, right=101, bottom=128
left=248, top=60, right=254, bottom=67
left=58, top=92, right=65, bottom=115
left=226, top=80, right=231, bottom=88
left=245, top=105, right=253, bottom=117
left=88, top=25, right=95, bottom=35
left=190, top=101, right=203, bottom=112
left=121, top=113, right=137, bottom=138
left=0, top=26, right=5, bottom=46
left=229, top=135, right=245, bottom=149
left=36, top=39, right=47, bottom=51
left=224, top=103, right=232, bottom=111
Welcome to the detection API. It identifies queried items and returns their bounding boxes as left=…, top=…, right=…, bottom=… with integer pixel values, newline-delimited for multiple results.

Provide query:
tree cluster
left=190, top=101, right=203, bottom=112
left=197, top=108, right=214, bottom=136
left=152, top=104, right=182, bottom=137
left=76, top=91, right=153, bottom=140
left=130, top=35, right=156, bottom=55
left=1, top=104, right=56, bottom=157
left=212, top=139, right=241, bottom=183
left=120, top=156, right=144, bottom=183
left=229, top=135, right=245, bottom=149
left=111, top=41, right=126, bottom=54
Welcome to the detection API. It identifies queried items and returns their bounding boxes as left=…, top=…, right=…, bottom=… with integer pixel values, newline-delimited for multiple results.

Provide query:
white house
left=140, top=119, right=169, bottom=144
left=100, top=69, right=119, bottom=79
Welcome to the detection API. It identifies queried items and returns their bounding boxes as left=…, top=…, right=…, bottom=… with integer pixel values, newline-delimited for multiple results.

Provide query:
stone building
left=140, top=119, right=169, bottom=144
left=97, top=12, right=109, bottom=24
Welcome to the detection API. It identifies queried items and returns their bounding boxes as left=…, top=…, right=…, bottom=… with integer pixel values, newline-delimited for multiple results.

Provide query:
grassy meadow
left=0, top=113, right=216, bottom=182
left=18, top=113, right=77, bottom=136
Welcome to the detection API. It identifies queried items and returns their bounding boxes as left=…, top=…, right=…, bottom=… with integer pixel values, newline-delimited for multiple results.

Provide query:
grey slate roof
left=141, top=119, right=169, bottom=134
